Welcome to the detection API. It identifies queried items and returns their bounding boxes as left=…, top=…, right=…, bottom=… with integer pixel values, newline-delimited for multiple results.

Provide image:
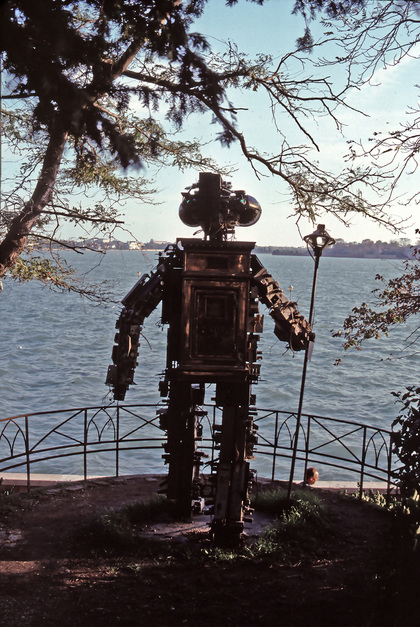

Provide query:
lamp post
left=287, top=225, right=335, bottom=501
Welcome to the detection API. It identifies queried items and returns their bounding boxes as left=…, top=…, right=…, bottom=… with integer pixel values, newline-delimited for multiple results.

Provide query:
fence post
left=386, top=431, right=393, bottom=504
left=303, top=414, right=311, bottom=482
left=359, top=426, right=367, bottom=499
left=271, top=411, right=279, bottom=481
left=84, top=409, right=88, bottom=481
left=116, top=405, right=120, bottom=478
left=25, top=415, right=30, bottom=493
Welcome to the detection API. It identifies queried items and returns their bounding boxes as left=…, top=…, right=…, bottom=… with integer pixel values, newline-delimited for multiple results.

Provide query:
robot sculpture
left=106, top=172, right=312, bottom=544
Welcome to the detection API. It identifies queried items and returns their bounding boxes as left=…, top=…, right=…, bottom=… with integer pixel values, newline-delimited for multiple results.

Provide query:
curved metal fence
left=0, top=403, right=398, bottom=496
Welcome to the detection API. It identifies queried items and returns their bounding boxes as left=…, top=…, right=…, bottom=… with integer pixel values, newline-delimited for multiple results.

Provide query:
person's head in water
left=305, top=467, right=319, bottom=486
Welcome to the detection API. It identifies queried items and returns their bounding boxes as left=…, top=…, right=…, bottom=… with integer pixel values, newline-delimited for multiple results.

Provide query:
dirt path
left=0, top=476, right=414, bottom=626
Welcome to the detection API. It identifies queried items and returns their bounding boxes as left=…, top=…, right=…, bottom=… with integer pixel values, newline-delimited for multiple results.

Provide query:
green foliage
left=351, top=388, right=420, bottom=548
left=0, top=0, right=228, bottom=286
left=292, top=0, right=367, bottom=23
left=358, top=489, right=395, bottom=509
left=1, top=1, right=211, bottom=167
left=347, top=486, right=420, bottom=557
left=0, top=0, right=233, bottom=171
left=0, top=485, right=46, bottom=514
left=2, top=0, right=410, bottom=292
left=82, top=487, right=329, bottom=563
left=250, top=489, right=328, bottom=559
left=84, top=494, right=173, bottom=547
left=11, top=255, right=74, bottom=284
left=333, top=233, right=419, bottom=351
left=200, top=546, right=240, bottom=562
left=251, top=485, right=291, bottom=514
left=392, top=386, right=420, bottom=498
left=6, top=252, right=116, bottom=302
left=0, top=483, right=20, bottom=514
left=118, top=494, right=174, bottom=525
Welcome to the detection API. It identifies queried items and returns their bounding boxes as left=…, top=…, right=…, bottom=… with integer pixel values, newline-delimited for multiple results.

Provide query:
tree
left=333, top=232, right=419, bottom=353
left=293, top=0, right=420, bottom=212
left=0, top=0, right=223, bottom=295
left=392, top=385, right=420, bottom=497
left=289, top=2, right=420, bottom=355
left=1, top=0, right=404, bottom=296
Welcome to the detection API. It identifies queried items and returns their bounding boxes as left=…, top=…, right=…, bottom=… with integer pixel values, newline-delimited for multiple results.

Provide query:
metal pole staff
left=287, top=225, right=335, bottom=501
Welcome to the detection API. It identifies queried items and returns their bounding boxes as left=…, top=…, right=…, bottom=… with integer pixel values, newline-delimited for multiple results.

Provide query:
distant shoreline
left=86, top=246, right=414, bottom=260
left=40, top=237, right=415, bottom=260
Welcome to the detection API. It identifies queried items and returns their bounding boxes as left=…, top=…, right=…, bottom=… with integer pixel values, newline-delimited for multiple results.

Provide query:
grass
left=248, top=486, right=330, bottom=560
left=81, top=486, right=330, bottom=565
left=347, top=487, right=420, bottom=553
left=0, top=484, right=42, bottom=514
left=0, top=488, right=21, bottom=514
left=80, top=493, right=177, bottom=550
left=6, top=482, right=420, bottom=625
left=345, top=489, right=420, bottom=625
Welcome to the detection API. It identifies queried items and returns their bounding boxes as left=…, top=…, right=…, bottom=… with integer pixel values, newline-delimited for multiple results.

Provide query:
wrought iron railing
left=0, top=403, right=398, bottom=497
left=251, top=407, right=396, bottom=496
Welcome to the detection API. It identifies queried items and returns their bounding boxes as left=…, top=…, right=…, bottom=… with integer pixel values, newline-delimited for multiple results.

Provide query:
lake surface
left=1, top=250, right=417, bottom=478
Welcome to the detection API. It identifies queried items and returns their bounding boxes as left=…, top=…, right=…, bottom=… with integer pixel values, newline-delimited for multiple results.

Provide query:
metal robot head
left=179, top=172, right=262, bottom=240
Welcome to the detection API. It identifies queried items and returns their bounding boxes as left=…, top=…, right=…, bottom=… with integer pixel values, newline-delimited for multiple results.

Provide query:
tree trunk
left=0, top=119, right=68, bottom=279
left=0, top=34, right=146, bottom=281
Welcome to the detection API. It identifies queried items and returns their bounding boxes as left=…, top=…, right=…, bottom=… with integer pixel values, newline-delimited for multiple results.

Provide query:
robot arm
left=251, top=255, right=312, bottom=352
left=106, top=265, right=165, bottom=401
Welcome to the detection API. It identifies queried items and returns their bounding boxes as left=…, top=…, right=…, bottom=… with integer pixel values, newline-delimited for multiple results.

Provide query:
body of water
left=1, top=249, right=417, bottom=478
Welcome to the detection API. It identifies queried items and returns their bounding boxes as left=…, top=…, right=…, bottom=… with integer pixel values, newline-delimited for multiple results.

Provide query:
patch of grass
left=195, top=488, right=330, bottom=563
left=251, top=485, right=290, bottom=515
left=0, top=486, right=25, bottom=515
left=350, top=488, right=420, bottom=553
left=357, top=499, right=420, bottom=625
left=118, top=493, right=175, bottom=525
left=81, top=486, right=330, bottom=566
left=347, top=488, right=400, bottom=510
left=199, top=546, right=240, bottom=562
left=249, top=487, right=330, bottom=560
left=80, top=494, right=175, bottom=550
left=252, top=485, right=321, bottom=515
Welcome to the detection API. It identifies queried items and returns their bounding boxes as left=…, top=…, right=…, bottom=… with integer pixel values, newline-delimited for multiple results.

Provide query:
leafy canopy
left=0, top=0, right=414, bottom=296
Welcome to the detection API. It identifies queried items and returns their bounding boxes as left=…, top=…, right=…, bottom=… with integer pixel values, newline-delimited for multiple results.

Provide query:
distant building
left=142, top=239, right=171, bottom=250
left=128, top=241, right=143, bottom=250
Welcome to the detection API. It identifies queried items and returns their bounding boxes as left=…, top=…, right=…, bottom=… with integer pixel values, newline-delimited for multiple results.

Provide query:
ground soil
left=0, top=475, right=418, bottom=626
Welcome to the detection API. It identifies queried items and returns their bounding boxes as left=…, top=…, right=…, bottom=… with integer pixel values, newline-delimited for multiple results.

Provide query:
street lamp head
left=303, top=224, right=335, bottom=257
